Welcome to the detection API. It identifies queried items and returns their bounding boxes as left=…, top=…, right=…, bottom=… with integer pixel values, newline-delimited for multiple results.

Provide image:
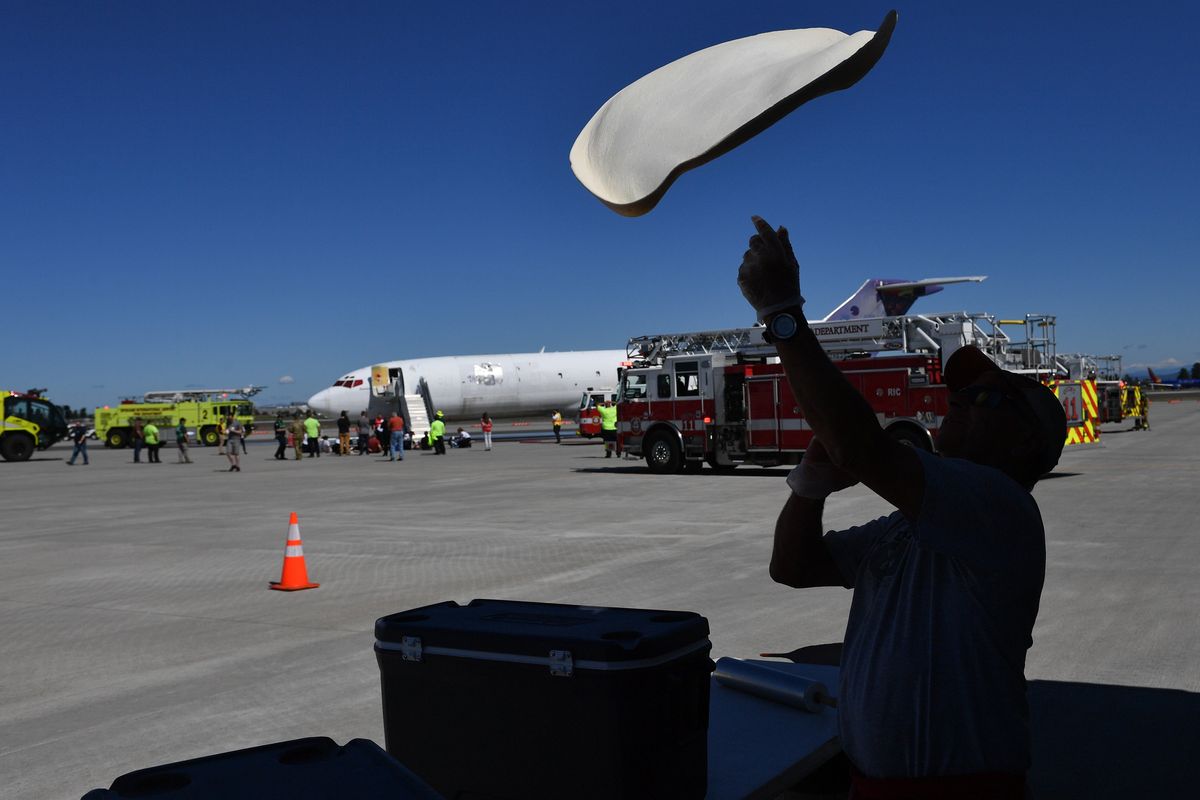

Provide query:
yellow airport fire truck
left=1, top=389, right=70, bottom=461
left=95, top=389, right=258, bottom=448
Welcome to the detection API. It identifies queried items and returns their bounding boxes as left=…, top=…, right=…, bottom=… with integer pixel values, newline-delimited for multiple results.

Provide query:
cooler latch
left=549, top=650, right=574, bottom=677
left=400, top=636, right=423, bottom=662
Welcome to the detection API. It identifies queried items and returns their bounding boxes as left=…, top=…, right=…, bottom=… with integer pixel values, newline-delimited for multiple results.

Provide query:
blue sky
left=4, top=1, right=1198, bottom=408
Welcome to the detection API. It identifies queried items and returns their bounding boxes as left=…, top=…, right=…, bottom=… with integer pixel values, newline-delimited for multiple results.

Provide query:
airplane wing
left=875, top=276, right=988, bottom=294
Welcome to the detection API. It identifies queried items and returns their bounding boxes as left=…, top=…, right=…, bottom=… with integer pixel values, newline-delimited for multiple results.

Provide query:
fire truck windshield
left=621, top=373, right=647, bottom=400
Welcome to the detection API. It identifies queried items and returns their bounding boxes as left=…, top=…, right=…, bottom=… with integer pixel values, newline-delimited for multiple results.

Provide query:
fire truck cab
left=575, top=387, right=619, bottom=438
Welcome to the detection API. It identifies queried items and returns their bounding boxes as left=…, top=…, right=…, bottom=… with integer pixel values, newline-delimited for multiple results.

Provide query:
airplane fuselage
left=307, top=350, right=627, bottom=420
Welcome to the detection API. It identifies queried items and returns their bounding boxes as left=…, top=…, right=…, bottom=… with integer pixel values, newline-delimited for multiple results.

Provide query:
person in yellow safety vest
left=598, top=400, right=618, bottom=458
left=143, top=421, right=162, bottom=463
left=429, top=411, right=447, bottom=455
left=303, top=413, right=321, bottom=458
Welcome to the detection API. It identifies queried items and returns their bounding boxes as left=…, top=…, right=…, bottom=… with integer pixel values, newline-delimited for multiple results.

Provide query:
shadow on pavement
left=739, top=645, right=1192, bottom=799
left=573, top=465, right=793, bottom=478
left=1028, top=680, right=1193, bottom=798
left=1038, top=471, right=1082, bottom=481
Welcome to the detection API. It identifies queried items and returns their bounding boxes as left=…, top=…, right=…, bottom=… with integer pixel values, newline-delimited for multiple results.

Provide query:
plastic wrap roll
left=713, top=657, right=834, bottom=713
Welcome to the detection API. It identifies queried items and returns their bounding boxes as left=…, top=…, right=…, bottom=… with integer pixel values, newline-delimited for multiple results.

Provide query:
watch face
left=771, top=313, right=798, bottom=340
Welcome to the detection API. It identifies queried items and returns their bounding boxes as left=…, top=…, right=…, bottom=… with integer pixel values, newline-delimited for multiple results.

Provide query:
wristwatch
left=762, top=311, right=800, bottom=344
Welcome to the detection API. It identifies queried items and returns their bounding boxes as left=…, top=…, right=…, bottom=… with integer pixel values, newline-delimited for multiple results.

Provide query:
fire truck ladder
left=1058, top=353, right=1122, bottom=382
left=626, top=327, right=771, bottom=364
left=628, top=312, right=1063, bottom=373
left=992, top=314, right=1062, bottom=380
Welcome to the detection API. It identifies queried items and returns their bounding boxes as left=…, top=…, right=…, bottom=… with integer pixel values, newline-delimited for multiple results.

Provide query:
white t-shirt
left=823, top=448, right=1046, bottom=778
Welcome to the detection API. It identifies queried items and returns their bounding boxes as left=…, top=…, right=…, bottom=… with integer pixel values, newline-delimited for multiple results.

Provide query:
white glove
left=738, top=215, right=805, bottom=322
left=787, top=457, right=859, bottom=499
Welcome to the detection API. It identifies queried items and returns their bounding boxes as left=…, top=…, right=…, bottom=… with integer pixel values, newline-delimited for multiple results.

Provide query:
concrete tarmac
left=2, top=404, right=1198, bottom=797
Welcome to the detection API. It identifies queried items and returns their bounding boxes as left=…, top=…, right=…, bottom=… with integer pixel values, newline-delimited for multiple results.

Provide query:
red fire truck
left=617, top=314, right=1079, bottom=473
left=575, top=387, right=619, bottom=438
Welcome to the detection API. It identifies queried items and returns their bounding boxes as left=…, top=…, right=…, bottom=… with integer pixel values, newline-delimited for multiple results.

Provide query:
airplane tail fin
left=1147, top=367, right=1160, bottom=383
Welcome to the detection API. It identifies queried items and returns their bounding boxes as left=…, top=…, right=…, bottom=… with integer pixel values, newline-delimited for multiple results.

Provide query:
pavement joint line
left=0, top=596, right=369, bottom=636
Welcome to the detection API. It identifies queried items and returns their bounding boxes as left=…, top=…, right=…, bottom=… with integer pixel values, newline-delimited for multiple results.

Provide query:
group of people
left=273, top=411, right=325, bottom=461
left=66, top=406, right=554, bottom=470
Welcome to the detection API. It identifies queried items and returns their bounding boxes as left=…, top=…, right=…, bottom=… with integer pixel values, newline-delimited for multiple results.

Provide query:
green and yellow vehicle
left=1, top=389, right=70, bottom=461
left=95, top=399, right=255, bottom=448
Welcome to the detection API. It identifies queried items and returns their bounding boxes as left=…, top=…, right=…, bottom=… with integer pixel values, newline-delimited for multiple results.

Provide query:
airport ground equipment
left=95, top=398, right=255, bottom=448
left=1, top=389, right=69, bottom=461
left=376, top=599, right=714, bottom=800
left=141, top=385, right=264, bottom=403
left=1058, top=353, right=1150, bottom=430
left=575, top=386, right=618, bottom=438
left=618, top=312, right=1094, bottom=471
left=81, top=737, right=442, bottom=799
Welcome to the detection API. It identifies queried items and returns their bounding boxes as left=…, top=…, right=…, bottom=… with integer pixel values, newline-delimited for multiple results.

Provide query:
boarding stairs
left=405, top=393, right=431, bottom=438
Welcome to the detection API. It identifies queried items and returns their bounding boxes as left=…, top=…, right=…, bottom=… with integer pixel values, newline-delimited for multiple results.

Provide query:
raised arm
left=738, top=216, right=924, bottom=519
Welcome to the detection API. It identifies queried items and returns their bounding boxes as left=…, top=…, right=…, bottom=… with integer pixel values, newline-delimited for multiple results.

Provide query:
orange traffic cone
left=269, top=512, right=320, bottom=591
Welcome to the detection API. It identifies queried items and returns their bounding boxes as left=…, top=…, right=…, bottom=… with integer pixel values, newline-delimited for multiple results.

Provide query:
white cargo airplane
left=306, top=350, right=625, bottom=422
left=306, top=275, right=985, bottom=421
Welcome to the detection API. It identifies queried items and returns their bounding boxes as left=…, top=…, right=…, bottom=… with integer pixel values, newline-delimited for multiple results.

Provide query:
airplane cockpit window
left=622, top=373, right=647, bottom=400
left=352, top=379, right=364, bottom=387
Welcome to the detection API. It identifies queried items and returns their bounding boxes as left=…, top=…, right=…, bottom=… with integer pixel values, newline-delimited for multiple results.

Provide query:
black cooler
left=375, top=599, right=714, bottom=799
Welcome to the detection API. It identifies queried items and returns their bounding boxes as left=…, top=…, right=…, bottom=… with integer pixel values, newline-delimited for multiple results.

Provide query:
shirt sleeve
left=911, top=448, right=1043, bottom=571
left=823, top=516, right=892, bottom=589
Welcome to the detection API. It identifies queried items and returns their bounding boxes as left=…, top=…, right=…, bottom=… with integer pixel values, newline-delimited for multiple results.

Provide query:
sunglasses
left=954, top=384, right=1015, bottom=409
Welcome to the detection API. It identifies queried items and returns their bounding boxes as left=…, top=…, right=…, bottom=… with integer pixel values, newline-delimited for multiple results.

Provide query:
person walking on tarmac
left=176, top=418, right=193, bottom=463
left=131, top=417, right=145, bottom=463
left=288, top=412, right=305, bottom=461
left=216, top=416, right=227, bottom=456
left=303, top=412, right=321, bottom=457
left=598, top=400, right=618, bottom=458
left=273, top=412, right=288, bottom=460
left=737, top=215, right=1066, bottom=798
left=143, top=420, right=161, bottom=463
left=388, top=411, right=406, bottom=461
left=481, top=412, right=493, bottom=451
left=552, top=409, right=563, bottom=444
left=429, top=411, right=447, bottom=455
left=225, top=414, right=244, bottom=471
left=66, top=420, right=89, bottom=465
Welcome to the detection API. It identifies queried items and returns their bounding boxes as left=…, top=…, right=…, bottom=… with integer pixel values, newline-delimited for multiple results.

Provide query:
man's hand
left=738, top=215, right=805, bottom=321
left=787, top=438, right=859, bottom=499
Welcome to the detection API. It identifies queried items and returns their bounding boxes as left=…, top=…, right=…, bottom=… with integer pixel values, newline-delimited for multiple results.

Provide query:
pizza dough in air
left=570, top=11, right=897, bottom=216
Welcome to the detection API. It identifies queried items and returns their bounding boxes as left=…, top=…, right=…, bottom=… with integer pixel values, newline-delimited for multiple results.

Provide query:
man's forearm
left=770, top=493, right=840, bottom=587
left=772, top=308, right=887, bottom=470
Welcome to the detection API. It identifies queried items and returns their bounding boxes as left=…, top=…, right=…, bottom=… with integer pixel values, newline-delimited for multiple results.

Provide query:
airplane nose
left=307, top=388, right=333, bottom=413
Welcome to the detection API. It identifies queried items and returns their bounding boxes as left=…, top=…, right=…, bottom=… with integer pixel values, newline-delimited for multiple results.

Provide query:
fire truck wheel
left=106, top=428, right=129, bottom=449
left=887, top=425, right=931, bottom=452
left=644, top=431, right=683, bottom=474
left=1, top=433, right=36, bottom=462
left=200, top=426, right=219, bottom=447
